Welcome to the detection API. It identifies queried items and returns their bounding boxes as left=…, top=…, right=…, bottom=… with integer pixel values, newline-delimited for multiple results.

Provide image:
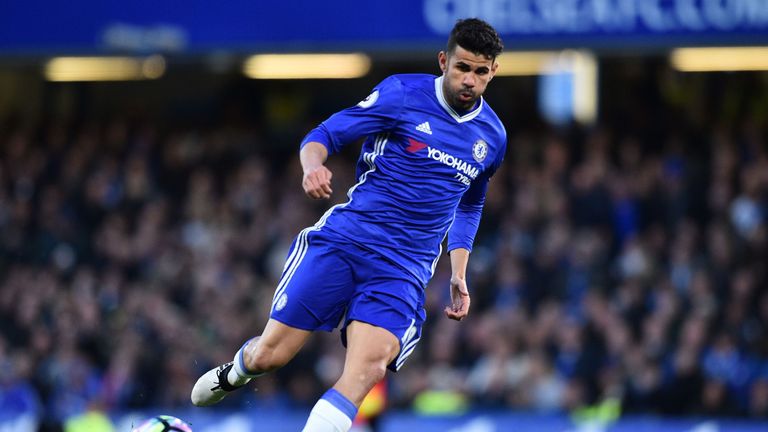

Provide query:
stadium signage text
left=4, top=0, right=768, bottom=54
left=424, top=0, right=768, bottom=34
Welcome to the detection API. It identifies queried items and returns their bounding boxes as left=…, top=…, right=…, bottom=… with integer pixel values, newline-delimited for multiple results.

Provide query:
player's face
left=438, top=45, right=498, bottom=112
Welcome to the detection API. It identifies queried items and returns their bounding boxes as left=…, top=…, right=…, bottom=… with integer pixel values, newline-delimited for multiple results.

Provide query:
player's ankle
left=229, top=338, right=263, bottom=386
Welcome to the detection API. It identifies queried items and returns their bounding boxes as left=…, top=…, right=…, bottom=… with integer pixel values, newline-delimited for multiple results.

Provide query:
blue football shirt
left=301, top=73, right=507, bottom=286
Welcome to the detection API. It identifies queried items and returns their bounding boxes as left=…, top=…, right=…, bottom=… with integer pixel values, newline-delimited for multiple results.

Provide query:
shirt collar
left=434, top=76, right=484, bottom=124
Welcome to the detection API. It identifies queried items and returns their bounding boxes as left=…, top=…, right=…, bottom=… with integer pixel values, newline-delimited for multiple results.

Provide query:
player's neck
left=452, top=100, right=479, bottom=116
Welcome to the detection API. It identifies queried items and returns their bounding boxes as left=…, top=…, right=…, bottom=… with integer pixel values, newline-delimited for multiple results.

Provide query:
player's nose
left=462, top=73, right=476, bottom=87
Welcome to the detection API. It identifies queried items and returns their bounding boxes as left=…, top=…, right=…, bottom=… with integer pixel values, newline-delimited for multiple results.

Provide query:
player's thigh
left=344, top=320, right=401, bottom=366
left=336, top=320, right=401, bottom=405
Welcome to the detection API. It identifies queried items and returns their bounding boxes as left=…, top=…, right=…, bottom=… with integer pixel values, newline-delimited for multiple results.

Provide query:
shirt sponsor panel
left=426, top=146, right=479, bottom=179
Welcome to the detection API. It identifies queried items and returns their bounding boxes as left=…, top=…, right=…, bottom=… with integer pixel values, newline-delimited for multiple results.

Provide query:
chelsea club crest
left=472, top=139, right=488, bottom=163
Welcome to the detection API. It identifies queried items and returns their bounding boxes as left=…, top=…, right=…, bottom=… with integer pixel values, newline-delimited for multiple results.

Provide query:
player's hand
left=444, top=276, right=470, bottom=321
left=302, top=165, right=333, bottom=199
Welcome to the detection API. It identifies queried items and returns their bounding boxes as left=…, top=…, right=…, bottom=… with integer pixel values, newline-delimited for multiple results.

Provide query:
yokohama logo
left=427, top=146, right=479, bottom=179
left=405, top=138, right=480, bottom=180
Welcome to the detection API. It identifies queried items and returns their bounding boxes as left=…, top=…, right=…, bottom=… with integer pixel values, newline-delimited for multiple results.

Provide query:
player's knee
left=361, top=345, right=397, bottom=385
left=356, top=360, right=388, bottom=388
left=370, top=362, right=388, bottom=384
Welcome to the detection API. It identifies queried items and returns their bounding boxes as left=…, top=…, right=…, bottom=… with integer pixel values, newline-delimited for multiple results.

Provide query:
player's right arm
left=298, top=75, right=404, bottom=199
left=300, top=142, right=333, bottom=199
left=301, top=76, right=404, bottom=153
left=299, top=77, right=404, bottom=199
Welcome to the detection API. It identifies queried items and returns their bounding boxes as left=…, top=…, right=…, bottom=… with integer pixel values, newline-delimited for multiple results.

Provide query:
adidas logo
left=415, top=121, right=432, bottom=135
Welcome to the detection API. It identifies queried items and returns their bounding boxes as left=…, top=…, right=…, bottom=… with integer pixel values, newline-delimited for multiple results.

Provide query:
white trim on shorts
left=395, top=318, right=421, bottom=370
left=272, top=134, right=390, bottom=309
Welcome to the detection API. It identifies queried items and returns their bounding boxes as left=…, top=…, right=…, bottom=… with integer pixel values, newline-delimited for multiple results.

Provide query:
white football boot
left=191, top=362, right=250, bottom=407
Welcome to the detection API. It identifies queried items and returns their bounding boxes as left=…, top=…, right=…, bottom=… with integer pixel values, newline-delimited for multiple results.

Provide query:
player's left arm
left=445, top=139, right=506, bottom=321
left=445, top=247, right=471, bottom=321
left=444, top=177, right=487, bottom=321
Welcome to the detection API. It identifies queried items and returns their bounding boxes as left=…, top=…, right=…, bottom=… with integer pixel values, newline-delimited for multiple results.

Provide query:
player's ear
left=489, top=60, right=499, bottom=81
left=438, top=51, right=447, bottom=73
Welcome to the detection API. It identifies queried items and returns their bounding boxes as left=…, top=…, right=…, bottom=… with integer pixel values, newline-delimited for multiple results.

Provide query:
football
left=132, top=415, right=192, bottom=432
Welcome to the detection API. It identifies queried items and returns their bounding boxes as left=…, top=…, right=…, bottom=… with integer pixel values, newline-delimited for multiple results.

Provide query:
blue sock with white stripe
left=228, top=338, right=263, bottom=386
left=302, top=388, right=357, bottom=432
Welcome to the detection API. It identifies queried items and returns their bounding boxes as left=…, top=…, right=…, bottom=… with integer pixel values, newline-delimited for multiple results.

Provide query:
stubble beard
left=443, top=81, right=479, bottom=112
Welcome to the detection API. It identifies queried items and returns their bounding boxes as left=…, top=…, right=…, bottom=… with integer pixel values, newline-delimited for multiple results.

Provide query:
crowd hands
left=0, top=115, right=766, bottom=424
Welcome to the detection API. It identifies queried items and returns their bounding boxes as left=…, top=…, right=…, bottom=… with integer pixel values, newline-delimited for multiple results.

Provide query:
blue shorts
left=270, top=229, right=426, bottom=371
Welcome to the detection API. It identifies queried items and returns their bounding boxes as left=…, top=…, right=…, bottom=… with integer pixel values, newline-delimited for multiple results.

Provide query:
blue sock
left=229, top=339, right=262, bottom=386
left=321, top=389, right=358, bottom=421
left=302, top=389, right=357, bottom=431
left=235, top=340, right=257, bottom=376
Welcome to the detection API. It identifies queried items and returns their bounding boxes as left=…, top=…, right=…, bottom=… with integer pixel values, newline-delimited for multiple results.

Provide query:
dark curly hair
left=447, top=18, right=504, bottom=60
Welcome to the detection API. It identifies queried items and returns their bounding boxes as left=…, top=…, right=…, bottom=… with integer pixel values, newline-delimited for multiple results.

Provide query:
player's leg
left=191, top=231, right=356, bottom=407
left=302, top=253, right=426, bottom=432
left=302, top=320, right=400, bottom=432
left=239, top=319, right=311, bottom=374
left=191, top=319, right=311, bottom=406
left=337, top=321, right=402, bottom=405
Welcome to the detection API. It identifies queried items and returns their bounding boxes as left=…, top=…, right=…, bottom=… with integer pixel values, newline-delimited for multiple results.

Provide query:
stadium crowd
left=0, top=70, right=767, bottom=427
